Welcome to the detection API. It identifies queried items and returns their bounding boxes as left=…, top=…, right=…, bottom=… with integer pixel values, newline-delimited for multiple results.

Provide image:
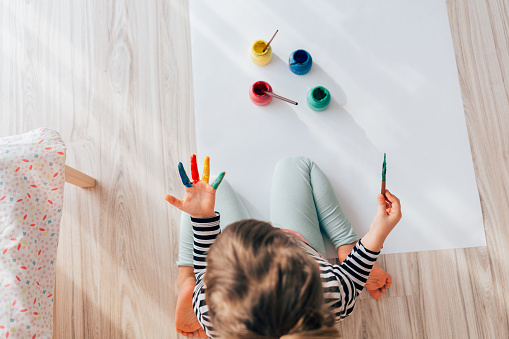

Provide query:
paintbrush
left=381, top=153, right=387, bottom=197
left=262, top=90, right=298, bottom=105
left=263, top=29, right=278, bottom=52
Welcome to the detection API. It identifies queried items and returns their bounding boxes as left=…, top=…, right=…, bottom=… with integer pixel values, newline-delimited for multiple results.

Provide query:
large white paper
left=189, top=0, right=486, bottom=255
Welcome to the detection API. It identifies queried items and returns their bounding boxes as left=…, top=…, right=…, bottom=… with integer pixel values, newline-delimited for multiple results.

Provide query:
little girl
left=166, top=156, right=402, bottom=338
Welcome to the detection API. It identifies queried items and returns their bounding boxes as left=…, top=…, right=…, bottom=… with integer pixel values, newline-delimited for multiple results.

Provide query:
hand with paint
left=165, top=155, right=225, bottom=219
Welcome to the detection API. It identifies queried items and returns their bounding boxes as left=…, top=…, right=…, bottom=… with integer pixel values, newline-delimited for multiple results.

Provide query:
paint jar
left=289, top=49, right=312, bottom=75
left=249, top=81, right=273, bottom=106
left=307, top=86, right=330, bottom=111
left=249, top=40, right=272, bottom=66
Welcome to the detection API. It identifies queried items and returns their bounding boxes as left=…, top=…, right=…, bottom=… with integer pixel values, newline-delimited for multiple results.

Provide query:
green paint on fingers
left=211, top=172, right=225, bottom=189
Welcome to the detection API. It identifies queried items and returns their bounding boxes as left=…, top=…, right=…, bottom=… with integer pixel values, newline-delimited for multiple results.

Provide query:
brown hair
left=205, top=219, right=340, bottom=338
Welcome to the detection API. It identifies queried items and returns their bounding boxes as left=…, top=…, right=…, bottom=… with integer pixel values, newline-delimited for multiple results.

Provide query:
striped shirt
left=191, top=215, right=380, bottom=338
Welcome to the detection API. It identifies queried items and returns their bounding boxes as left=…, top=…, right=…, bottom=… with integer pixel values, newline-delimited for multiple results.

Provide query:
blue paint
left=289, top=49, right=312, bottom=75
left=307, top=86, right=330, bottom=111
left=178, top=162, right=193, bottom=187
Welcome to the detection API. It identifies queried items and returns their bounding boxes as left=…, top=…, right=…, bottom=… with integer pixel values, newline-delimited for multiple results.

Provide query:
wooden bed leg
left=65, top=165, right=96, bottom=188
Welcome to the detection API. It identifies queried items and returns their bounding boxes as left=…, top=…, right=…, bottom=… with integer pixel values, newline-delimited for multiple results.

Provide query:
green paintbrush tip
left=382, top=153, right=386, bottom=181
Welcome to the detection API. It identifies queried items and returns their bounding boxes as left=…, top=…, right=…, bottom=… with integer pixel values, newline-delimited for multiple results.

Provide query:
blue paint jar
left=289, top=49, right=312, bottom=75
left=307, top=86, right=330, bottom=111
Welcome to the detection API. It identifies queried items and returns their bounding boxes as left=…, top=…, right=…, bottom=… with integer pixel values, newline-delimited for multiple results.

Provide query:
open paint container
left=249, top=40, right=273, bottom=66
left=250, top=81, right=299, bottom=106
left=289, top=49, right=313, bottom=75
left=307, top=86, right=330, bottom=111
left=250, top=81, right=273, bottom=106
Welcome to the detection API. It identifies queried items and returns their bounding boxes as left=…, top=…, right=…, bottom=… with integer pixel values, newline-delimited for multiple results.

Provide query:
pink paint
left=249, top=81, right=273, bottom=106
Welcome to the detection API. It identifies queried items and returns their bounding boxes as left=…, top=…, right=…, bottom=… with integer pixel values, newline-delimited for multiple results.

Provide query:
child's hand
left=165, top=155, right=225, bottom=219
left=361, top=190, right=402, bottom=252
left=370, top=190, right=402, bottom=240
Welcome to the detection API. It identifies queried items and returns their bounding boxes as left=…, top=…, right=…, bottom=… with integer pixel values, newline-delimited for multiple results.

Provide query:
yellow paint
left=249, top=40, right=272, bottom=66
left=253, top=41, right=267, bottom=54
left=31, top=206, right=35, bottom=210
left=202, top=156, right=210, bottom=183
left=22, top=240, right=27, bottom=245
left=5, top=304, right=10, bottom=309
left=11, top=328, right=15, bottom=332
left=22, top=289, right=26, bottom=294
left=38, top=315, right=42, bottom=320
left=43, top=232, right=48, bottom=236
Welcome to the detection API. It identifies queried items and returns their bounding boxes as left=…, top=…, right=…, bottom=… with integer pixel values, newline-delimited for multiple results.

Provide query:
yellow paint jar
left=249, top=40, right=272, bottom=66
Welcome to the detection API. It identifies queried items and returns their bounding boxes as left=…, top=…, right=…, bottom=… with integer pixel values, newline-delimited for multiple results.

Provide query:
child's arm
left=327, top=190, right=401, bottom=320
left=191, top=213, right=221, bottom=276
left=360, top=190, right=401, bottom=253
left=338, top=241, right=392, bottom=300
left=165, top=155, right=226, bottom=275
left=190, top=214, right=221, bottom=338
left=338, top=190, right=401, bottom=259
left=339, top=190, right=401, bottom=295
left=166, top=156, right=225, bottom=338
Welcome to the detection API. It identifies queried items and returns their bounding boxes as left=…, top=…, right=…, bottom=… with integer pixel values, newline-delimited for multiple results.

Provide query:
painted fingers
left=211, top=171, right=225, bottom=189
left=202, top=156, right=210, bottom=183
left=190, top=154, right=200, bottom=184
left=177, top=155, right=224, bottom=190
left=178, top=162, right=193, bottom=187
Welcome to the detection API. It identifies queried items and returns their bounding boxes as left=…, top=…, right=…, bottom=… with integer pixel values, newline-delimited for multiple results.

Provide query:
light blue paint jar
left=289, top=49, right=312, bottom=75
left=307, top=86, right=330, bottom=111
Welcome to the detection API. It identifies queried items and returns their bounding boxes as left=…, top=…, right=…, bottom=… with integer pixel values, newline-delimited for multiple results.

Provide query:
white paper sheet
left=189, top=0, right=486, bottom=255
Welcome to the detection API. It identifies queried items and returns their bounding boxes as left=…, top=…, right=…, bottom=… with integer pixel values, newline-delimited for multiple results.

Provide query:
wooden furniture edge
left=64, top=165, right=96, bottom=188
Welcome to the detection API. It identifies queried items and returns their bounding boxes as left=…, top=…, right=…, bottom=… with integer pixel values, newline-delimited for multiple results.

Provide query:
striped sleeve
left=339, top=240, right=380, bottom=294
left=192, top=271, right=218, bottom=338
left=192, top=213, right=221, bottom=276
left=191, top=213, right=221, bottom=338
left=299, top=239, right=380, bottom=321
left=328, top=240, right=380, bottom=320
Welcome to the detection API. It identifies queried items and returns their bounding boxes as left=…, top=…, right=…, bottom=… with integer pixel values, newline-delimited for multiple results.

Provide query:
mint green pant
left=176, top=157, right=358, bottom=267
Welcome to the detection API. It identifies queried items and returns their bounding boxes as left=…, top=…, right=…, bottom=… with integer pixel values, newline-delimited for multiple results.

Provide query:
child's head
left=205, top=220, right=340, bottom=338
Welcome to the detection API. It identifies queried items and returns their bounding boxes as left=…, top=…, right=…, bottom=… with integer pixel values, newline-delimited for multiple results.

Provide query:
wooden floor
left=1, top=0, right=508, bottom=338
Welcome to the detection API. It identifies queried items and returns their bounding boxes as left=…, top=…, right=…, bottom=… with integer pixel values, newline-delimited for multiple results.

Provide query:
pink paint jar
left=249, top=81, right=273, bottom=106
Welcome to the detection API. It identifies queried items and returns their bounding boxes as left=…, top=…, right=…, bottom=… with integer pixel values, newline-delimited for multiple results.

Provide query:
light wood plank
left=1, top=0, right=193, bottom=337
left=447, top=0, right=509, bottom=335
